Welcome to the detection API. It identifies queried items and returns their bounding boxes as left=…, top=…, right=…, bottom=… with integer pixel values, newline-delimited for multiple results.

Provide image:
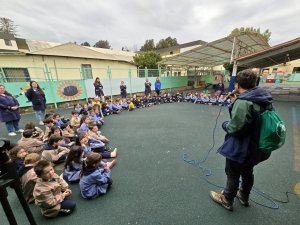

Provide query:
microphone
left=225, top=90, right=237, bottom=100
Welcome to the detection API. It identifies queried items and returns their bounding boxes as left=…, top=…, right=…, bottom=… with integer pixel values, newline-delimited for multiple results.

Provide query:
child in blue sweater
left=79, top=152, right=113, bottom=199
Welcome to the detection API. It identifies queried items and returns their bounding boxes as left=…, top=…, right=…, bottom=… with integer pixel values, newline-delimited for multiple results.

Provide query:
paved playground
left=0, top=101, right=300, bottom=225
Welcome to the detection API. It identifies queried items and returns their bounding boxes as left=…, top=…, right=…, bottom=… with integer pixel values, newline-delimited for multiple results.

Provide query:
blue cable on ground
left=181, top=104, right=300, bottom=209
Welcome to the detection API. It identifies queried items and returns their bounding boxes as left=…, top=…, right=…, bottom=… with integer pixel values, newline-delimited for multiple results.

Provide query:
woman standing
left=120, top=81, right=127, bottom=98
left=25, top=81, right=46, bottom=125
left=144, top=79, right=152, bottom=96
left=0, top=85, right=23, bottom=136
left=154, top=78, right=161, bottom=96
left=94, top=77, right=104, bottom=101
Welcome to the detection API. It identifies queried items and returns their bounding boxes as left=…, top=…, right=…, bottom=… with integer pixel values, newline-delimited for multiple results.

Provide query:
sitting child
left=43, top=118, right=54, bottom=143
left=25, top=122, right=44, bottom=141
left=9, top=146, right=28, bottom=176
left=70, top=110, right=81, bottom=129
left=74, top=103, right=82, bottom=114
left=20, top=153, right=40, bottom=203
left=61, top=124, right=76, bottom=142
left=33, top=160, right=76, bottom=217
left=17, top=129, right=44, bottom=154
left=42, top=135, right=70, bottom=164
left=63, top=146, right=84, bottom=183
left=79, top=152, right=113, bottom=199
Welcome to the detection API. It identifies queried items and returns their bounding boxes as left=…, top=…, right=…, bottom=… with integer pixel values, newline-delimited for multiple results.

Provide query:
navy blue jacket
left=217, top=87, right=272, bottom=164
left=0, top=94, right=21, bottom=122
left=25, top=88, right=46, bottom=111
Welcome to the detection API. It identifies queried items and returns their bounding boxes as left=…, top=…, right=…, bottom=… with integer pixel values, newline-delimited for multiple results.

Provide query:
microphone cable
left=181, top=103, right=300, bottom=209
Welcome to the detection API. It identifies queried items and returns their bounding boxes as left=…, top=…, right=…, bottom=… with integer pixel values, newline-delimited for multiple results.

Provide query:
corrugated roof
left=28, top=42, right=121, bottom=61
left=235, top=37, right=300, bottom=68
left=160, top=33, right=269, bottom=67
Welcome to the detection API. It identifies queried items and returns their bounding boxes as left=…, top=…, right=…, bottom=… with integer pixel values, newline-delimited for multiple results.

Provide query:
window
left=4, top=39, right=12, bottom=46
left=81, top=64, right=93, bottom=79
left=292, top=67, right=300, bottom=73
left=2, top=68, right=30, bottom=82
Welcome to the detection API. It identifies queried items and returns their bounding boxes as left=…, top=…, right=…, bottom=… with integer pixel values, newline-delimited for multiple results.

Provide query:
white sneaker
left=16, top=129, right=24, bottom=133
left=39, top=121, right=44, bottom=125
left=8, top=132, right=17, bottom=136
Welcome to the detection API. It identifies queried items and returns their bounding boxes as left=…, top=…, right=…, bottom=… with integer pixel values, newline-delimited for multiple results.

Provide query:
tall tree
left=0, top=17, right=18, bottom=36
left=133, top=51, right=162, bottom=69
left=81, top=42, right=91, bottom=47
left=93, top=40, right=111, bottom=49
left=230, top=27, right=271, bottom=43
left=140, top=39, right=155, bottom=52
left=156, top=36, right=178, bottom=49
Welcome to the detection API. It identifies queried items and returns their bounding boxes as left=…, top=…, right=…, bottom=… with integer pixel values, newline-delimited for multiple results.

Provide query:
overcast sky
left=0, top=0, right=299, bottom=51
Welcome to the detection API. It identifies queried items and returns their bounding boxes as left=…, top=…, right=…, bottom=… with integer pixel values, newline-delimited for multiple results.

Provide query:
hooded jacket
left=217, top=87, right=272, bottom=164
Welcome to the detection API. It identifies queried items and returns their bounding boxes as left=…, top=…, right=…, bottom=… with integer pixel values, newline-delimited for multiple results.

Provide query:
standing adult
left=215, top=81, right=224, bottom=97
left=94, top=77, right=104, bottom=101
left=120, top=81, right=127, bottom=98
left=154, top=78, right=161, bottom=96
left=25, top=81, right=46, bottom=125
left=0, top=85, right=23, bottom=136
left=209, top=69, right=272, bottom=211
left=144, top=79, right=152, bottom=96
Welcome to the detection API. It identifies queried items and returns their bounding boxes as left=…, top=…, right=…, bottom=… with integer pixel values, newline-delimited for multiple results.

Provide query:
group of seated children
left=8, top=106, right=118, bottom=218
left=184, top=92, right=230, bottom=106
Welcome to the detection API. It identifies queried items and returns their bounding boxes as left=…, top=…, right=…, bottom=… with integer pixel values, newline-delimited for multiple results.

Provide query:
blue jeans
left=35, top=110, right=45, bottom=121
left=58, top=199, right=76, bottom=216
left=5, top=120, right=20, bottom=132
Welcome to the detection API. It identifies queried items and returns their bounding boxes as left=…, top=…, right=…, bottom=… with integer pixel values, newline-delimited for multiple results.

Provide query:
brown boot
left=236, top=190, right=249, bottom=207
left=210, top=191, right=233, bottom=211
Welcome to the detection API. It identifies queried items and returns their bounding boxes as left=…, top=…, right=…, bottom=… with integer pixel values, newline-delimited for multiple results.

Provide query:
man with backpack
left=210, top=69, right=274, bottom=211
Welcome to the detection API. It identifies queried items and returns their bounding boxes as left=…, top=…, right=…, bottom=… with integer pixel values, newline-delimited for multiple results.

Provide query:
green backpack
left=258, top=108, right=286, bottom=152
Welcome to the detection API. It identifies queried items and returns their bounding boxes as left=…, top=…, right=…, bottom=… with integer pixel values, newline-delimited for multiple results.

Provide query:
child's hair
left=23, top=129, right=33, bottom=138
left=48, top=135, right=63, bottom=146
left=53, top=114, right=60, bottom=119
left=9, top=146, right=24, bottom=161
left=24, top=153, right=41, bottom=165
left=43, top=118, right=54, bottom=124
left=24, top=122, right=36, bottom=130
left=44, top=113, right=54, bottom=120
left=235, top=69, right=257, bottom=89
left=49, top=126, right=61, bottom=137
left=80, top=115, right=88, bottom=125
left=81, top=152, right=102, bottom=176
left=64, top=146, right=83, bottom=170
left=88, top=122, right=96, bottom=130
left=34, top=160, right=52, bottom=177
left=71, top=110, right=78, bottom=115
left=60, top=123, right=68, bottom=130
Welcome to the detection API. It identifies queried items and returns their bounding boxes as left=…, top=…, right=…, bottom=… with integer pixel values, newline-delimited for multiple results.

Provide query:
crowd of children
left=7, top=88, right=229, bottom=218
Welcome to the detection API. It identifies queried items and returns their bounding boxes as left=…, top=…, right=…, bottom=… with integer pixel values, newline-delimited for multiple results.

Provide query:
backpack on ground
left=258, top=107, right=286, bottom=152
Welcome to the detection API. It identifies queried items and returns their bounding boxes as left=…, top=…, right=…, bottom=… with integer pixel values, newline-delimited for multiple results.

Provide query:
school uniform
left=63, top=161, right=82, bottom=183
left=202, top=97, right=210, bottom=104
left=17, top=137, right=44, bottom=154
left=78, top=122, right=89, bottom=134
left=42, top=145, right=70, bottom=164
left=33, top=173, right=75, bottom=217
left=70, top=116, right=80, bottom=129
left=79, top=166, right=112, bottom=199
left=210, top=97, right=217, bottom=105
left=20, top=166, right=38, bottom=203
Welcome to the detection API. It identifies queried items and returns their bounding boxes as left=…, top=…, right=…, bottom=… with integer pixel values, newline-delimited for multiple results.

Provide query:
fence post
left=79, top=67, right=89, bottom=101
left=107, top=66, right=113, bottom=100
left=44, top=64, right=57, bottom=108
left=145, top=67, right=148, bottom=78
left=158, top=66, right=161, bottom=78
left=0, top=67, right=7, bottom=82
left=128, top=67, right=133, bottom=97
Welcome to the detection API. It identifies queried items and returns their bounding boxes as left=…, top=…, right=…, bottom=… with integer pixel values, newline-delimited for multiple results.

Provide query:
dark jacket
left=94, top=82, right=104, bottom=96
left=217, top=87, right=272, bottom=164
left=25, top=88, right=46, bottom=111
left=0, top=94, right=21, bottom=122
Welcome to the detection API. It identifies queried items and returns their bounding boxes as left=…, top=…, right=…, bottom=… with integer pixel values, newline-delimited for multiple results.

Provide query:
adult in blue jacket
left=154, top=78, right=161, bottom=96
left=25, top=81, right=46, bottom=125
left=210, top=69, right=272, bottom=211
left=0, top=85, right=23, bottom=136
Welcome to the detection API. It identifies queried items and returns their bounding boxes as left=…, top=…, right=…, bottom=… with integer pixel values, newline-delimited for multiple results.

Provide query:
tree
left=0, top=17, right=18, bottom=36
left=81, top=42, right=91, bottom=47
left=140, top=39, right=155, bottom=52
left=156, top=36, right=178, bottom=49
left=229, top=27, right=271, bottom=43
left=133, top=51, right=162, bottom=69
left=93, top=40, right=111, bottom=49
